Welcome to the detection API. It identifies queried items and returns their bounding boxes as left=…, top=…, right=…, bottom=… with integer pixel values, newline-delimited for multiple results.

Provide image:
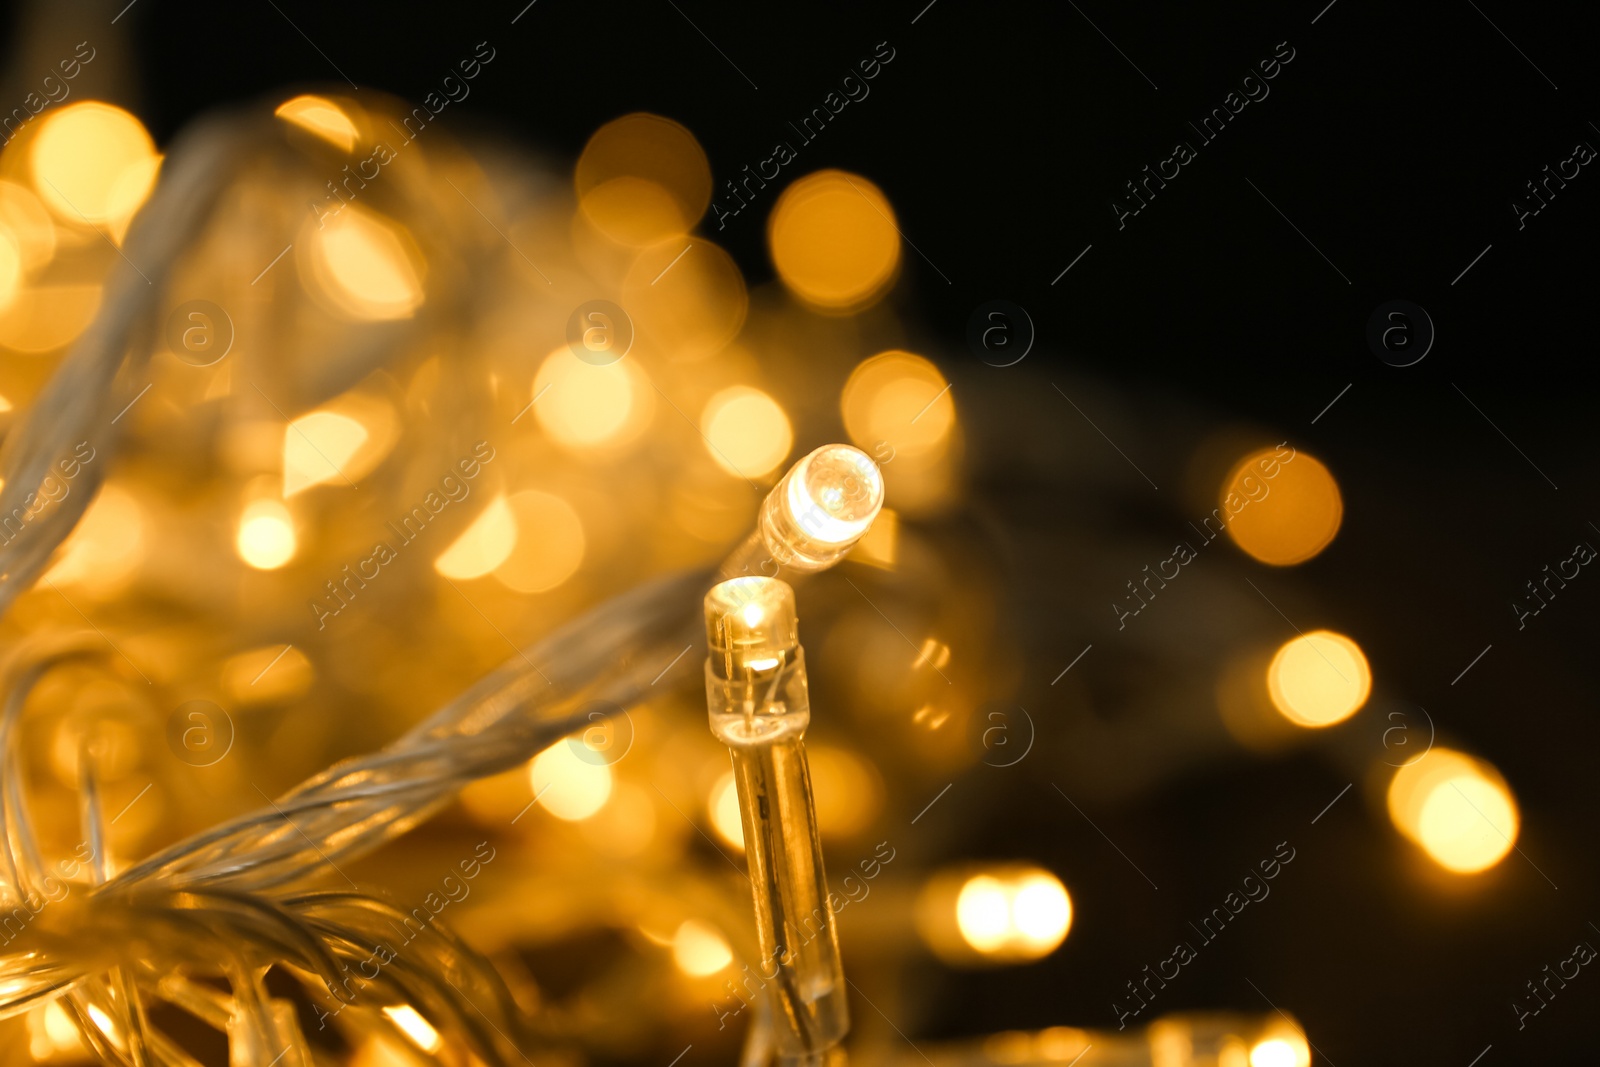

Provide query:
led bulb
left=701, top=575, right=849, bottom=1057
left=758, top=444, right=884, bottom=573
left=706, top=576, right=799, bottom=679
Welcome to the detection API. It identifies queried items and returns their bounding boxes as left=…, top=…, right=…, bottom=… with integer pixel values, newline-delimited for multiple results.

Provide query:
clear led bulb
left=719, top=444, right=885, bottom=580
left=703, top=576, right=848, bottom=1059
left=760, top=444, right=884, bottom=572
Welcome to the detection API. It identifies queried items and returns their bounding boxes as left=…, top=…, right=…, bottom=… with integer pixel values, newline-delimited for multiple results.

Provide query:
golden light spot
left=0, top=230, right=21, bottom=312
left=283, top=412, right=367, bottom=496
left=86, top=1004, right=118, bottom=1042
left=304, top=206, right=425, bottom=320
left=581, top=176, right=693, bottom=247
left=621, top=236, right=747, bottom=361
left=222, top=645, right=313, bottom=705
left=0, top=179, right=58, bottom=272
left=956, top=876, right=1011, bottom=952
left=709, top=770, right=744, bottom=851
left=0, top=394, right=11, bottom=412
left=1266, top=629, right=1371, bottom=727
left=582, top=781, right=657, bottom=857
left=275, top=94, right=360, bottom=152
left=769, top=170, right=900, bottom=313
left=700, top=385, right=792, bottom=477
left=808, top=744, right=882, bottom=839
left=30, top=102, right=160, bottom=227
left=532, top=347, right=650, bottom=451
left=576, top=113, right=711, bottom=244
left=236, top=499, right=296, bottom=570
left=281, top=393, right=399, bottom=497
left=0, top=283, right=102, bottom=353
left=1222, top=447, right=1342, bottom=566
left=672, top=919, right=733, bottom=977
left=530, top=742, right=613, bottom=821
left=382, top=1005, right=442, bottom=1054
left=1388, top=748, right=1519, bottom=874
left=924, top=866, right=1072, bottom=964
left=28, top=1000, right=86, bottom=1059
left=46, top=483, right=145, bottom=591
left=435, top=495, right=516, bottom=580
left=493, top=490, right=586, bottom=593
left=1247, top=1026, right=1310, bottom=1067
left=1249, top=1039, right=1299, bottom=1067
left=841, top=351, right=953, bottom=458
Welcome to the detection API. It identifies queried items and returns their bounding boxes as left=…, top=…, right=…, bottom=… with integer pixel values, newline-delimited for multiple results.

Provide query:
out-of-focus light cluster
left=1388, top=747, right=1519, bottom=873
left=917, top=865, right=1073, bottom=965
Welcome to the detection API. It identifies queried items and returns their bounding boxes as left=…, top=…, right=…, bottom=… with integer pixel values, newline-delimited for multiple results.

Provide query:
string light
left=703, top=575, right=850, bottom=1058
left=747, top=443, right=885, bottom=574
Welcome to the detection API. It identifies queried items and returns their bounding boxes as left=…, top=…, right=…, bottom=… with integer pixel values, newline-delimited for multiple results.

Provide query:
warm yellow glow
left=700, top=386, right=792, bottom=478
left=956, top=876, right=1012, bottom=952
left=31, top=102, right=160, bottom=226
left=0, top=180, right=58, bottom=272
left=86, top=1004, right=117, bottom=1040
left=493, top=490, right=586, bottom=593
left=306, top=206, right=424, bottom=320
left=0, top=283, right=102, bottom=353
left=27, top=1001, right=85, bottom=1059
left=275, top=94, right=360, bottom=152
left=532, top=347, right=650, bottom=451
left=709, top=769, right=744, bottom=851
left=236, top=499, right=297, bottom=570
left=576, top=113, right=711, bottom=244
left=435, top=495, right=516, bottom=580
left=769, top=170, right=901, bottom=312
left=808, top=744, right=882, bottom=839
left=841, top=351, right=954, bottom=458
left=530, top=742, right=613, bottom=821
left=1265, top=629, right=1371, bottom=727
left=0, top=394, right=11, bottom=412
left=954, top=868, right=1072, bottom=960
left=0, top=231, right=22, bottom=312
left=283, top=411, right=368, bottom=496
left=672, top=919, right=734, bottom=977
left=382, top=1005, right=443, bottom=1054
left=1388, top=748, right=1519, bottom=874
left=1223, top=448, right=1342, bottom=566
left=1247, top=1027, right=1310, bottom=1067
left=621, top=236, right=747, bottom=361
left=46, top=483, right=145, bottom=590
left=222, top=645, right=314, bottom=705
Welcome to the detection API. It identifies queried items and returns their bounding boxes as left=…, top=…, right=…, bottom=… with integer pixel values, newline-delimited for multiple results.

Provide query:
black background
left=7, top=1, right=1599, bottom=1063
